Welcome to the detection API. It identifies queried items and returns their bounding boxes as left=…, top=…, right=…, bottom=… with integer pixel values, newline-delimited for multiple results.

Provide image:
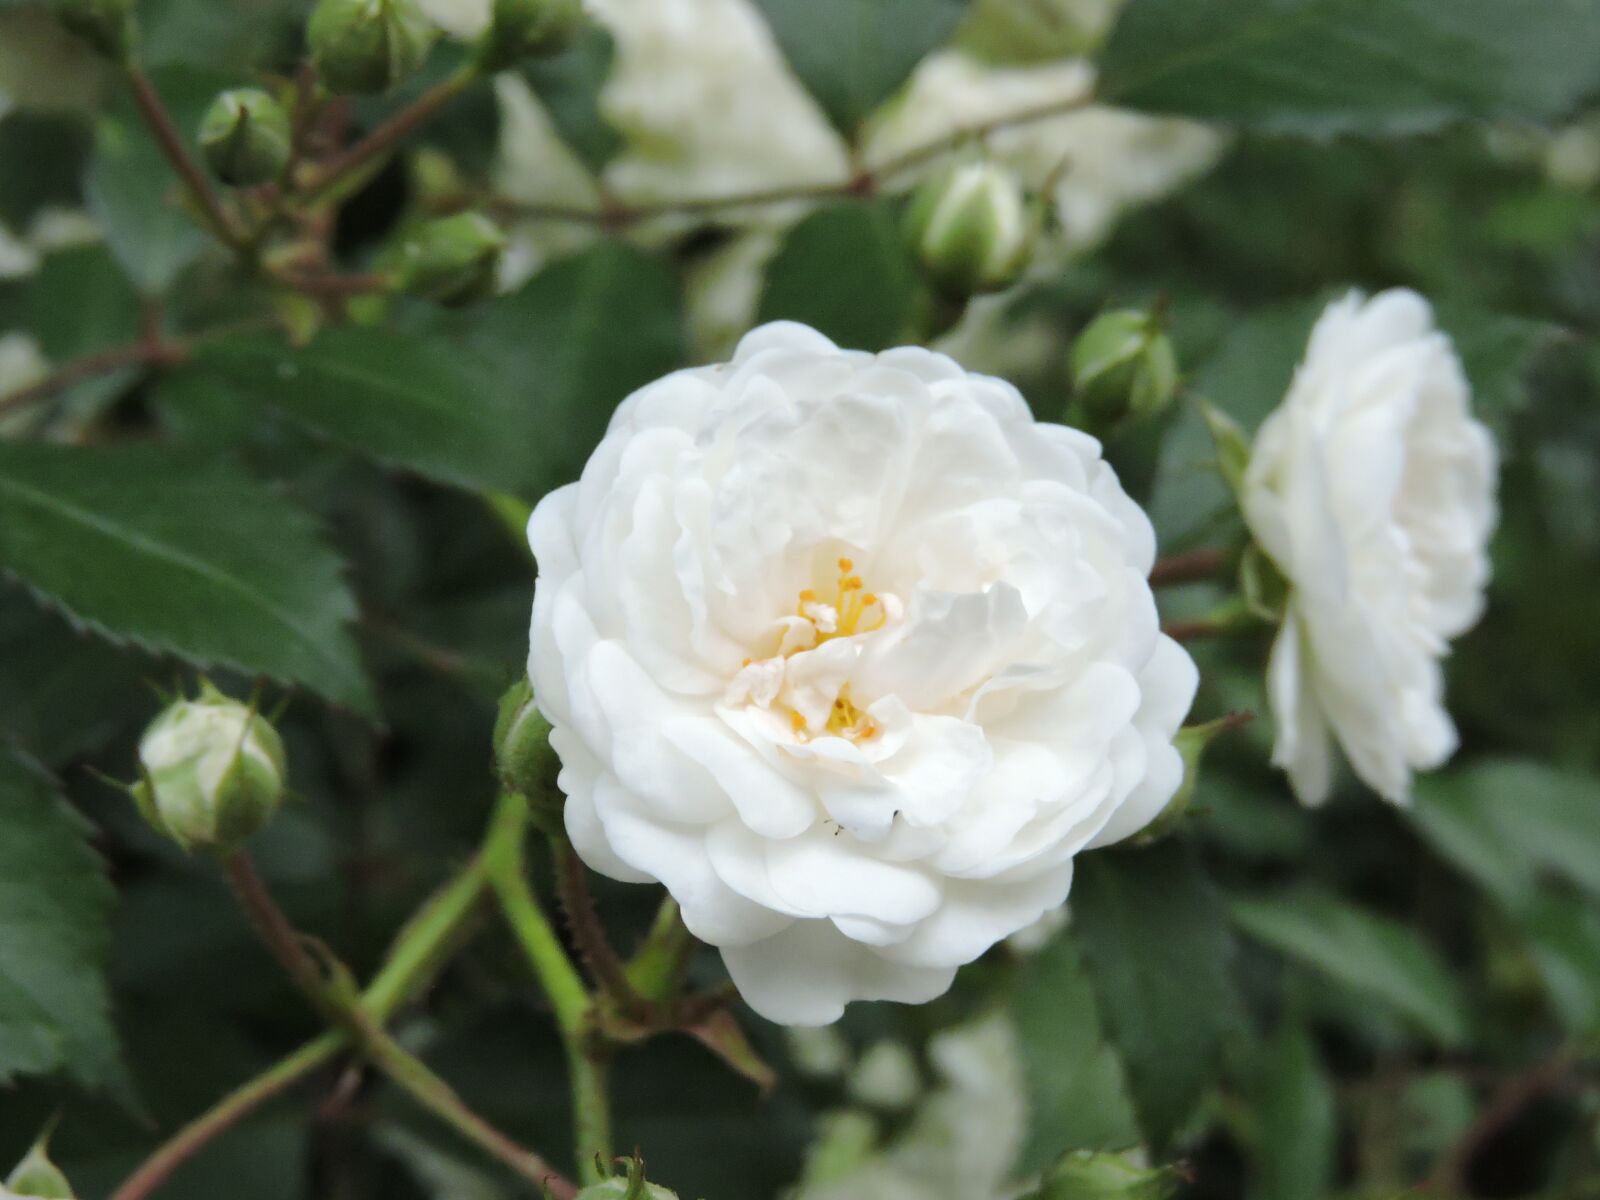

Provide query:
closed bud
left=6, top=1129, right=74, bottom=1200
left=575, top=1157, right=678, bottom=1200
left=903, top=162, right=1035, bottom=297
left=48, top=0, right=135, bottom=60
left=494, top=677, right=554, bottom=799
left=132, top=683, right=286, bottom=854
left=395, top=211, right=505, bottom=305
left=1026, top=1150, right=1181, bottom=1200
left=477, top=0, right=584, bottom=69
left=198, top=89, right=292, bottom=187
left=308, top=0, right=435, bottom=95
left=1069, top=309, right=1178, bottom=430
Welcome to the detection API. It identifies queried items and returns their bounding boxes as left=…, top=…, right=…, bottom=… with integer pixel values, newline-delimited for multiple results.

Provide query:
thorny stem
left=223, top=849, right=576, bottom=1198
left=124, top=66, right=246, bottom=253
left=486, top=793, right=615, bottom=1181
left=502, top=90, right=1097, bottom=229
left=555, top=839, right=648, bottom=1014
left=110, top=854, right=496, bottom=1200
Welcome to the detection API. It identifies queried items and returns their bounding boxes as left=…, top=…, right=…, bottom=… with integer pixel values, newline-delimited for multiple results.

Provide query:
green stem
left=224, top=846, right=576, bottom=1197
left=486, top=793, right=589, bottom=1033
left=123, top=65, right=246, bottom=253
left=110, top=853, right=495, bottom=1200
left=486, top=792, right=617, bottom=1182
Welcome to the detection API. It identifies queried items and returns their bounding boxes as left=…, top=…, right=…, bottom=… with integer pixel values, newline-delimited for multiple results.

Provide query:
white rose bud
left=133, top=683, right=287, bottom=853
left=1242, top=290, right=1497, bottom=806
left=904, top=162, right=1036, bottom=297
left=526, top=322, right=1198, bottom=1025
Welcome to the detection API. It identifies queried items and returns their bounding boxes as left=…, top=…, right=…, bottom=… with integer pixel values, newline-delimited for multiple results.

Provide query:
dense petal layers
left=528, top=322, right=1196, bottom=1023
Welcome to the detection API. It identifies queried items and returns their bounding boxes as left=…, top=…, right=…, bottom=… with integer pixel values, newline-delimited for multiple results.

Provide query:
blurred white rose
left=588, top=0, right=849, bottom=214
left=793, top=1014, right=1026, bottom=1200
left=860, top=51, right=1224, bottom=252
left=527, top=321, right=1197, bottom=1024
left=1243, top=291, right=1498, bottom=806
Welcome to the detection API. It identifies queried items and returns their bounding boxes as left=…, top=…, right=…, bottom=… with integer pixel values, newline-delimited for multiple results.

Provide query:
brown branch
left=1432, top=1048, right=1580, bottom=1192
left=125, top=66, right=245, bottom=252
left=498, top=91, right=1096, bottom=229
left=1151, top=548, right=1229, bottom=588
left=1162, top=618, right=1227, bottom=643
left=0, top=338, right=187, bottom=417
left=302, top=67, right=476, bottom=203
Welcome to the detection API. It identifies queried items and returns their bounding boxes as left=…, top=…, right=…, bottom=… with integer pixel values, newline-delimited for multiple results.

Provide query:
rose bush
left=527, top=321, right=1197, bottom=1023
left=1243, top=290, right=1498, bottom=805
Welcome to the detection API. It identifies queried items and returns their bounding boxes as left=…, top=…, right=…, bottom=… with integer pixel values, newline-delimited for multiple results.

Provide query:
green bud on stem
left=477, top=0, right=585, bottom=70
left=903, top=161, right=1035, bottom=297
left=308, top=0, right=435, bottom=95
left=5, top=1127, right=75, bottom=1200
left=132, top=683, right=287, bottom=854
left=395, top=211, right=506, bottom=305
left=1068, top=308, right=1179, bottom=431
left=198, top=88, right=293, bottom=186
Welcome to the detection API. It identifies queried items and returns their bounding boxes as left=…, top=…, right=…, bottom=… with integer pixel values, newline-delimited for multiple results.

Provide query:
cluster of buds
left=902, top=161, right=1038, bottom=298
left=131, top=683, right=287, bottom=854
left=307, top=0, right=436, bottom=95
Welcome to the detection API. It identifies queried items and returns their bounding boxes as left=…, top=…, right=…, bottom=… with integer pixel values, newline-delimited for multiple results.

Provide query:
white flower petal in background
left=527, top=322, right=1196, bottom=1024
left=416, top=0, right=492, bottom=38
left=588, top=0, right=850, bottom=216
left=860, top=51, right=1225, bottom=252
left=1242, top=290, right=1498, bottom=806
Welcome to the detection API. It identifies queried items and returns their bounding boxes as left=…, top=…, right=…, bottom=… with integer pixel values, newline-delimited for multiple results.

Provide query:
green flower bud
left=1026, top=1149, right=1180, bottom=1200
left=575, top=1158, right=678, bottom=1200
left=308, top=0, right=435, bottom=95
left=395, top=211, right=506, bottom=306
left=478, top=0, right=585, bottom=69
left=132, top=683, right=287, bottom=854
left=47, top=0, right=135, bottom=61
left=6, top=1129, right=74, bottom=1200
left=198, top=89, right=292, bottom=187
left=494, top=677, right=554, bottom=799
left=903, top=162, right=1035, bottom=297
left=1068, top=309, right=1179, bottom=430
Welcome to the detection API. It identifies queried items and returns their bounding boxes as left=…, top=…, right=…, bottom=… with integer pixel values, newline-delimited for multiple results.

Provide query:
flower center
left=726, top=558, right=898, bottom=744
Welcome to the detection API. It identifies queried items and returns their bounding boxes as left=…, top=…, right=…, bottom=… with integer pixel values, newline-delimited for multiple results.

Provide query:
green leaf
left=1410, top=760, right=1600, bottom=904
left=1013, top=930, right=1140, bottom=1173
left=759, top=201, right=917, bottom=351
left=1247, top=1022, right=1335, bottom=1200
left=0, top=747, right=127, bottom=1094
left=0, top=443, right=372, bottom=711
left=754, top=0, right=969, bottom=134
left=518, top=24, right=621, bottom=174
left=1070, top=841, right=1244, bottom=1148
left=1514, top=891, right=1600, bottom=1036
left=1100, top=0, right=1600, bottom=134
left=84, top=65, right=239, bottom=293
left=1230, top=890, right=1470, bottom=1046
left=191, top=330, right=540, bottom=495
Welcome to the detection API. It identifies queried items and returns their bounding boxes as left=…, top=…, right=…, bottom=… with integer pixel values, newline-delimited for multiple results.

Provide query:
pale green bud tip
left=574, top=1158, right=678, bottom=1200
left=479, top=0, right=585, bottom=69
left=904, top=162, right=1034, bottom=297
left=199, top=89, right=292, bottom=187
left=1029, top=1150, right=1181, bottom=1200
left=494, top=677, right=554, bottom=797
left=6, top=1129, right=75, bottom=1200
left=132, top=683, right=287, bottom=854
left=397, top=212, right=506, bottom=306
left=47, top=0, right=135, bottom=60
left=308, top=0, right=435, bottom=95
left=1069, top=309, right=1179, bottom=429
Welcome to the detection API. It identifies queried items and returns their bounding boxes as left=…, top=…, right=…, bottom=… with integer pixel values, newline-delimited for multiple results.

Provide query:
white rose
left=1242, top=290, right=1498, bottom=806
left=526, top=322, right=1197, bottom=1024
